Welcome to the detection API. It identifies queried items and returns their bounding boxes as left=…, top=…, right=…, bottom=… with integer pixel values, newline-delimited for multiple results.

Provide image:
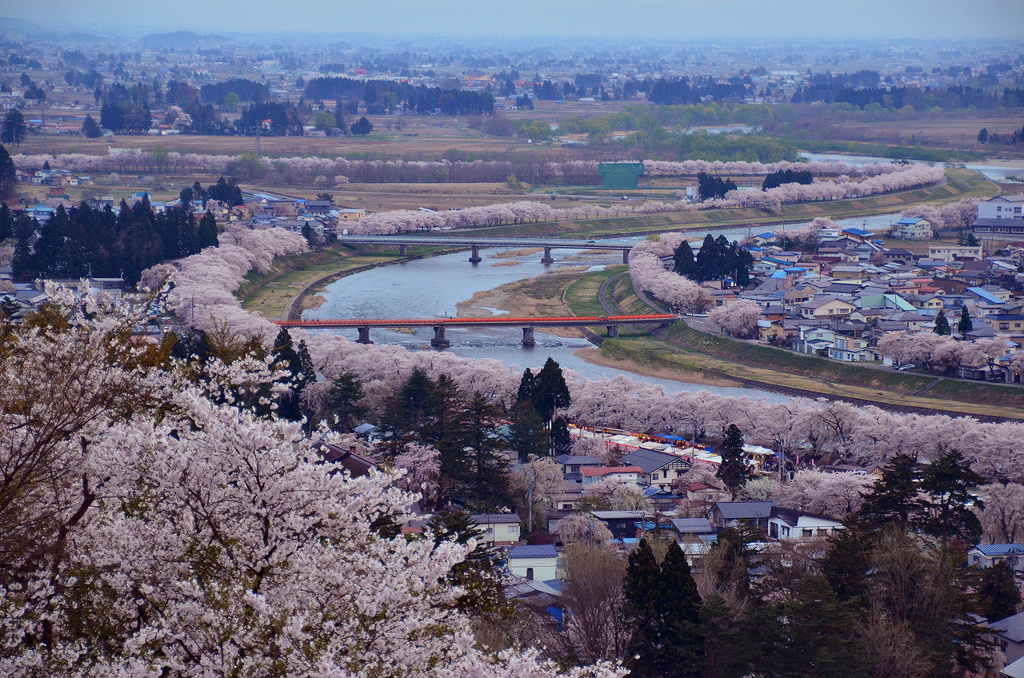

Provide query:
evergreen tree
left=550, top=416, right=572, bottom=455
left=623, top=539, right=661, bottom=676
left=934, top=309, right=951, bottom=335
left=458, top=393, right=511, bottom=510
left=399, top=368, right=434, bottom=431
left=270, top=328, right=304, bottom=420
left=820, top=519, right=874, bottom=602
left=324, top=372, right=367, bottom=431
left=531, top=357, right=571, bottom=451
left=81, top=114, right=102, bottom=138
left=197, top=211, right=218, bottom=249
left=716, top=424, right=750, bottom=498
left=858, top=453, right=921, bottom=530
left=515, top=367, right=535, bottom=406
left=978, top=561, right=1022, bottom=621
left=1, top=110, right=26, bottom=145
left=658, top=545, right=703, bottom=677
left=0, top=144, right=16, bottom=201
left=917, top=450, right=985, bottom=544
left=0, top=203, right=11, bottom=243
left=508, top=402, right=548, bottom=463
left=958, top=306, right=973, bottom=336
left=672, top=240, right=697, bottom=278
left=427, top=511, right=513, bottom=620
left=767, top=575, right=870, bottom=677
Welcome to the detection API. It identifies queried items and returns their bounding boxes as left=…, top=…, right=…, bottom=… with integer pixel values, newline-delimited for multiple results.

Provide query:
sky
left=7, top=0, right=1024, bottom=39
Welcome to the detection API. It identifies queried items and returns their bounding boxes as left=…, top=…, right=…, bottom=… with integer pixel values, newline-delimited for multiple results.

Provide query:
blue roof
left=755, top=232, right=776, bottom=239
left=509, top=544, right=557, bottom=559
left=967, top=287, right=1003, bottom=305
left=770, top=271, right=787, bottom=278
left=975, top=543, right=1024, bottom=557
left=898, top=217, right=924, bottom=225
left=842, top=228, right=872, bottom=237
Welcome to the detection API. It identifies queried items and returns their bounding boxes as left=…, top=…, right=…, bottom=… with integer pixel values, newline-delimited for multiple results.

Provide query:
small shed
left=597, top=162, right=645, bottom=189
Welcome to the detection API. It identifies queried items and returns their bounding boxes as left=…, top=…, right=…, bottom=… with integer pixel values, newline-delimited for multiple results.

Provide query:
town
left=2, top=4, right=1024, bottom=678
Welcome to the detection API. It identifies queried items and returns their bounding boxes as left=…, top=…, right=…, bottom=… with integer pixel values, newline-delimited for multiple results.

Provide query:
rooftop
left=508, top=544, right=557, bottom=559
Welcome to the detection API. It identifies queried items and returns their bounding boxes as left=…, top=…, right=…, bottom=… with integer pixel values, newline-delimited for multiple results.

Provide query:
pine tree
left=716, top=424, right=750, bottom=499
left=197, top=211, right=218, bottom=249
left=0, top=144, right=16, bottom=201
left=515, top=368, right=535, bottom=406
left=325, top=372, right=367, bottom=431
left=550, top=416, right=572, bottom=455
left=623, top=539, right=662, bottom=677
left=978, top=561, right=1022, bottom=621
left=958, top=306, right=973, bottom=336
left=917, top=450, right=985, bottom=544
left=934, top=309, right=951, bottom=335
left=658, top=545, right=703, bottom=677
left=271, top=328, right=304, bottom=420
left=858, top=453, right=921, bottom=530
left=820, top=518, right=874, bottom=601
left=81, top=114, right=102, bottom=138
left=672, top=240, right=696, bottom=278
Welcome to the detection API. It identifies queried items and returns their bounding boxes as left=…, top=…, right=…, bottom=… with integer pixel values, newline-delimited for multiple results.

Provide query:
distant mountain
left=140, top=31, right=229, bottom=48
left=0, top=17, right=48, bottom=36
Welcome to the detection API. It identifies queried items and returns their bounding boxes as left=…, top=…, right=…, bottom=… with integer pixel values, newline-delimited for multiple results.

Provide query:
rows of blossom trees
left=157, top=228, right=1024, bottom=487
left=346, top=164, right=944, bottom=235
left=14, top=151, right=922, bottom=188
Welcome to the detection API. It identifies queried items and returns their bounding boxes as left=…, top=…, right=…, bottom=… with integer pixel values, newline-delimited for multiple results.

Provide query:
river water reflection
left=308, top=210, right=903, bottom=400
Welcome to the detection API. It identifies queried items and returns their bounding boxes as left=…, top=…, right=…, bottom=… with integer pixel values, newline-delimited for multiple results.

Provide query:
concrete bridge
left=336, top=235, right=634, bottom=264
left=275, top=314, right=676, bottom=348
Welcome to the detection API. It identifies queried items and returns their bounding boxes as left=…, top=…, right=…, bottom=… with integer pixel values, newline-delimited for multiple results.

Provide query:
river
left=305, top=211, right=905, bottom=401
left=801, top=152, right=1024, bottom=182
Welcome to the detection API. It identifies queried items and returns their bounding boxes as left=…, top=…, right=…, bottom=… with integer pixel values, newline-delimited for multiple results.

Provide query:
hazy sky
left=8, top=0, right=1024, bottom=39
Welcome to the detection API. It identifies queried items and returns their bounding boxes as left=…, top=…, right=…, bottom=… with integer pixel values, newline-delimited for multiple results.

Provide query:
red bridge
left=275, top=314, right=677, bottom=348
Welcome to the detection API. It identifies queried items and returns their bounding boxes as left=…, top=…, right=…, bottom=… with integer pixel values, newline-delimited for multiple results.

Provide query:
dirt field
left=831, top=117, right=1024, bottom=149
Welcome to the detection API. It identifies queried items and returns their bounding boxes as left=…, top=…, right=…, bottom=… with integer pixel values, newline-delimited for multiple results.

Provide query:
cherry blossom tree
left=582, top=478, right=651, bottom=512
left=557, top=512, right=614, bottom=546
left=707, top=300, right=763, bottom=338
left=977, top=482, right=1024, bottom=544
left=777, top=470, right=873, bottom=518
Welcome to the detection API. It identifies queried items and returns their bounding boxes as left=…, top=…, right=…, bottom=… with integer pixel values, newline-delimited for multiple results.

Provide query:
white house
left=968, top=544, right=1024, bottom=574
left=581, top=466, right=643, bottom=486
left=892, top=217, right=933, bottom=240
left=988, top=611, right=1024, bottom=669
left=507, top=544, right=558, bottom=581
left=469, top=514, right=521, bottom=547
left=977, top=195, right=1024, bottom=221
left=767, top=507, right=845, bottom=540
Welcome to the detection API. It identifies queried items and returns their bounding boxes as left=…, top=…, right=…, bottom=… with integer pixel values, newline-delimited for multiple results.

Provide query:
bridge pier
left=522, top=327, right=536, bottom=347
left=357, top=327, right=372, bottom=344
left=606, top=325, right=619, bottom=338
left=541, top=246, right=554, bottom=265
left=469, top=244, right=482, bottom=264
left=400, top=244, right=408, bottom=256
left=430, top=326, right=450, bottom=349
left=622, top=249, right=630, bottom=264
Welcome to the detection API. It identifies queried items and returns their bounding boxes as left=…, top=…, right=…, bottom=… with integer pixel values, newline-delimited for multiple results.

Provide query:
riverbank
left=557, top=266, right=1024, bottom=420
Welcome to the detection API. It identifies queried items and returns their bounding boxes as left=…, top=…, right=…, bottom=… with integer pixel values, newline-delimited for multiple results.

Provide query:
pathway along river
left=305, top=213, right=905, bottom=401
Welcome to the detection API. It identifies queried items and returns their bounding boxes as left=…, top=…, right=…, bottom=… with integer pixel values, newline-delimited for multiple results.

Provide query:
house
left=974, top=218, right=1024, bottom=243
left=989, top=611, right=1024, bottom=667
left=799, top=297, right=857, bottom=320
left=337, top=207, right=365, bottom=221
left=767, top=507, right=844, bottom=540
left=684, top=482, right=726, bottom=504
left=977, top=194, right=1024, bottom=221
left=619, top=448, right=692, bottom=491
left=591, top=510, right=654, bottom=540
left=968, top=544, right=1024, bottom=573
left=929, top=244, right=983, bottom=262
left=671, top=517, right=717, bottom=539
left=709, top=501, right=776, bottom=532
left=469, top=514, right=522, bottom=547
left=840, top=227, right=874, bottom=243
left=315, top=441, right=377, bottom=478
left=884, top=248, right=917, bottom=265
left=507, top=544, right=558, bottom=581
left=829, top=335, right=876, bottom=362
left=581, top=466, right=643, bottom=486
left=552, top=454, right=601, bottom=483
left=549, top=481, right=586, bottom=510
left=892, top=217, right=933, bottom=240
